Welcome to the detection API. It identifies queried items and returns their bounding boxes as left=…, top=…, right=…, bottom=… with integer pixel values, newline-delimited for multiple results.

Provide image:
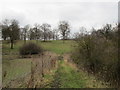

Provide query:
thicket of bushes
left=19, top=42, right=43, bottom=55
left=72, top=24, right=119, bottom=87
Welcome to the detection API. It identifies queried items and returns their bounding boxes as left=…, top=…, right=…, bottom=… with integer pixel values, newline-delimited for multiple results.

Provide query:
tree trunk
left=4, top=37, right=6, bottom=40
left=44, top=35, right=45, bottom=42
left=63, top=36, right=65, bottom=43
left=24, top=35, right=26, bottom=44
left=10, top=39, right=14, bottom=49
left=24, top=39, right=26, bottom=44
left=41, top=53, right=44, bottom=77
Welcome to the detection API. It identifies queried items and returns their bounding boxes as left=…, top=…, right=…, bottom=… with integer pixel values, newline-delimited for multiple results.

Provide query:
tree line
left=0, top=19, right=70, bottom=49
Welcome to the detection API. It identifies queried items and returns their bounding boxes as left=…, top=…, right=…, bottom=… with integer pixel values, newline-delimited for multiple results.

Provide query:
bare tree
left=1, top=19, right=10, bottom=40
left=53, top=28, right=59, bottom=40
left=58, top=21, right=70, bottom=42
left=33, top=24, right=41, bottom=43
left=9, top=19, right=20, bottom=49
left=28, top=28, right=35, bottom=40
left=47, top=31, right=53, bottom=40
left=22, top=24, right=30, bottom=44
left=79, top=26, right=87, bottom=36
left=102, top=24, right=112, bottom=39
left=1, top=19, right=20, bottom=49
left=40, top=23, right=51, bottom=42
left=73, top=32, right=80, bottom=41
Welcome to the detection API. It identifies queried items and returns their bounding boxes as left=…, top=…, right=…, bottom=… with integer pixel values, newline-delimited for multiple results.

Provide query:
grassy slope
left=40, top=40, right=75, bottom=54
left=2, top=40, right=75, bottom=55
left=2, top=40, right=24, bottom=54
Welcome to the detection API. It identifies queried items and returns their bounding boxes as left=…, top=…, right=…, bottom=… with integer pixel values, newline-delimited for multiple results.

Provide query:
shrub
left=72, top=24, right=119, bottom=87
left=19, top=42, right=43, bottom=55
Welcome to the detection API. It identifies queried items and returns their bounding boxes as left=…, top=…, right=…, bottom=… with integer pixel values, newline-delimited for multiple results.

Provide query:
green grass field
left=2, top=40, right=75, bottom=55
left=40, top=40, right=75, bottom=54
left=2, top=40, right=108, bottom=88
left=2, top=40, right=75, bottom=87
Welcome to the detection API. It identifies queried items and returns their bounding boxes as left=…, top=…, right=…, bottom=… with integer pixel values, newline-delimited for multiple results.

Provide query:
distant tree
left=33, top=24, right=41, bottom=43
left=9, top=19, right=20, bottom=49
left=79, top=26, right=87, bottom=36
left=20, top=28, right=24, bottom=40
left=52, top=29, right=55, bottom=40
left=73, top=32, right=80, bottom=41
left=1, top=19, right=10, bottom=40
left=1, top=19, right=20, bottom=49
left=73, top=27, right=87, bottom=41
left=48, top=30, right=53, bottom=40
left=28, top=28, right=36, bottom=40
left=22, top=24, right=30, bottom=44
left=58, top=21, right=70, bottom=41
left=53, top=28, right=59, bottom=40
left=91, top=24, right=113, bottom=40
left=102, top=24, right=112, bottom=39
left=37, top=30, right=43, bottom=40
left=40, top=23, right=51, bottom=41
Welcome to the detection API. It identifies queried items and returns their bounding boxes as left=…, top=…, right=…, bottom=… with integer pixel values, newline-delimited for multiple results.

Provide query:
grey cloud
left=0, top=1, right=118, bottom=33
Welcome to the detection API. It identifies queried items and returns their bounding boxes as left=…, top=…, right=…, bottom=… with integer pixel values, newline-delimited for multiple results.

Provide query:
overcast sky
left=0, top=0, right=118, bottom=33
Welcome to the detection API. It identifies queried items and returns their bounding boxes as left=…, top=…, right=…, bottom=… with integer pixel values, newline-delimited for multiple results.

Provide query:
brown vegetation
left=72, top=24, right=119, bottom=87
left=19, top=42, right=43, bottom=55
